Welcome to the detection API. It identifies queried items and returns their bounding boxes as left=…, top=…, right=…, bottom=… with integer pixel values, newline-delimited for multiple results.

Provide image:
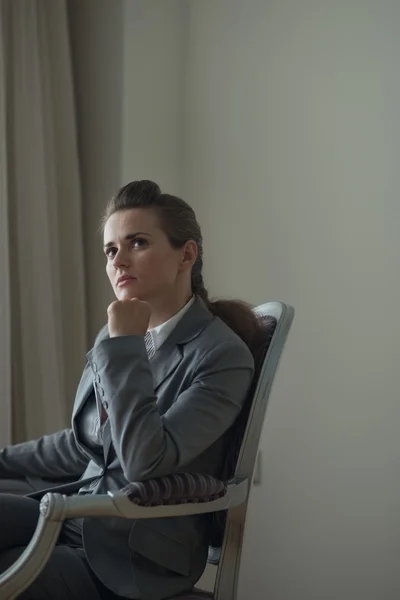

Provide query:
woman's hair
left=102, top=180, right=264, bottom=363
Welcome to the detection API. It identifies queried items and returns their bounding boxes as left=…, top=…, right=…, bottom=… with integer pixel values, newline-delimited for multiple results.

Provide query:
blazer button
left=95, top=374, right=101, bottom=384
left=100, top=387, right=105, bottom=397
left=104, top=400, right=109, bottom=410
left=93, top=362, right=99, bottom=372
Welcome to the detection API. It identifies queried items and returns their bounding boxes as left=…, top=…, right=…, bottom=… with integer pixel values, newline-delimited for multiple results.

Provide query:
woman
left=0, top=180, right=261, bottom=600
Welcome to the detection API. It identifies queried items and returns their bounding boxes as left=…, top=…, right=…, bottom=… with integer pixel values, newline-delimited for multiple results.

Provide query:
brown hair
left=102, top=180, right=264, bottom=363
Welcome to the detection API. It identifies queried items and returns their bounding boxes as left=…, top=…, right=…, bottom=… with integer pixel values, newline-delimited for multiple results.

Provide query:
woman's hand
left=107, top=298, right=151, bottom=338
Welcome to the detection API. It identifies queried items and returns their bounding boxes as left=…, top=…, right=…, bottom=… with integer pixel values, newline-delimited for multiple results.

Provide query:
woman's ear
left=180, top=240, right=198, bottom=271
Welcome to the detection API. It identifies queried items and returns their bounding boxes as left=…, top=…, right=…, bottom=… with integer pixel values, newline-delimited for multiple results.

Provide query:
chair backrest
left=213, top=301, right=294, bottom=600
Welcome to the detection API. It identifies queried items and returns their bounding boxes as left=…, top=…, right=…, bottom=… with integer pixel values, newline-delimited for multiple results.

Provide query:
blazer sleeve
left=88, top=336, right=254, bottom=481
left=0, top=428, right=89, bottom=480
left=0, top=326, right=110, bottom=481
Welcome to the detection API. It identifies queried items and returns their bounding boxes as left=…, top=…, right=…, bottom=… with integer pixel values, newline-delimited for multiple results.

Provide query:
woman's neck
left=148, top=290, right=193, bottom=329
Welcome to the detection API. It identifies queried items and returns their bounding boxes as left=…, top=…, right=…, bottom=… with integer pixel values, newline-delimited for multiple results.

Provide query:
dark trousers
left=0, top=479, right=121, bottom=599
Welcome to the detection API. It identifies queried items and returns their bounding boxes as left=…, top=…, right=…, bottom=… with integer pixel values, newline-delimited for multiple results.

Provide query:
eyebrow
left=104, top=232, right=152, bottom=249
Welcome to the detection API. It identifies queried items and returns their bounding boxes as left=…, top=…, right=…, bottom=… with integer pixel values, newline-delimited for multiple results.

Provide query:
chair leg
left=214, top=520, right=244, bottom=600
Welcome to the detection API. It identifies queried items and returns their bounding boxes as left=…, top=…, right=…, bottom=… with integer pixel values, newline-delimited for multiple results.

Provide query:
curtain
left=0, top=0, right=11, bottom=446
left=0, top=0, right=87, bottom=444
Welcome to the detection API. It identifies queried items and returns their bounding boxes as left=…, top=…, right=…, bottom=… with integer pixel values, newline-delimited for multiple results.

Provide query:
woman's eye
left=132, top=238, right=147, bottom=249
left=105, top=238, right=147, bottom=258
left=105, top=247, right=117, bottom=258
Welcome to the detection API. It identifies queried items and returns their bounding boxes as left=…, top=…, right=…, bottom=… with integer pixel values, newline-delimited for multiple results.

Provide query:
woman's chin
left=116, top=285, right=140, bottom=301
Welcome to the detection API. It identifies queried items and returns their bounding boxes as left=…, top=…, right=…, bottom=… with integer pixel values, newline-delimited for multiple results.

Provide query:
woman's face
left=104, top=208, right=194, bottom=302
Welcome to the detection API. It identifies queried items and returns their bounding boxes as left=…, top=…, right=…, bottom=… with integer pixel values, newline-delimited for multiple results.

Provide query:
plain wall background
left=184, top=2, right=400, bottom=599
left=68, top=0, right=185, bottom=338
left=68, top=1, right=400, bottom=598
left=68, top=0, right=124, bottom=338
left=120, top=0, right=186, bottom=191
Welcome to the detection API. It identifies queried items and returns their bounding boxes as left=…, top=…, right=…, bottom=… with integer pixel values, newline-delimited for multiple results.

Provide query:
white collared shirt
left=147, top=296, right=195, bottom=353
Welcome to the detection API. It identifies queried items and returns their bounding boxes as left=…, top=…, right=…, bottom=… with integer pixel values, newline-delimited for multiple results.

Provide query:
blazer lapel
left=149, top=344, right=183, bottom=391
left=150, top=297, right=213, bottom=390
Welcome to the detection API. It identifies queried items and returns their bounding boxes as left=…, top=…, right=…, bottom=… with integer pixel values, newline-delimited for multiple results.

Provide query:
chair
left=0, top=301, right=294, bottom=600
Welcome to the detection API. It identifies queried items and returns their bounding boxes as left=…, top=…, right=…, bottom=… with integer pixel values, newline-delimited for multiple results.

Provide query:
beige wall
left=68, top=0, right=124, bottom=339
left=121, top=0, right=186, bottom=192
left=68, top=0, right=185, bottom=339
left=184, top=2, right=400, bottom=599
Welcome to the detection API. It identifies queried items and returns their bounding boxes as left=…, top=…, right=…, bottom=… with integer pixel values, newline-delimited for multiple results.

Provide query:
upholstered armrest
left=67, top=473, right=247, bottom=519
left=123, top=472, right=227, bottom=505
left=40, top=473, right=246, bottom=520
left=0, top=474, right=248, bottom=600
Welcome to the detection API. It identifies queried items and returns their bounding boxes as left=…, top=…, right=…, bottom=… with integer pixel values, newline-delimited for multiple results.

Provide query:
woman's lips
left=117, top=276, right=136, bottom=287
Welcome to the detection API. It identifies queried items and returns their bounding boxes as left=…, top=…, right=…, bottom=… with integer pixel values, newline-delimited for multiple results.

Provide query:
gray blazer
left=0, top=297, right=254, bottom=600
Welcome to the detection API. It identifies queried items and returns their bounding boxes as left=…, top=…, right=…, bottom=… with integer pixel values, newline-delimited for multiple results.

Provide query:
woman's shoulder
left=188, top=314, right=255, bottom=370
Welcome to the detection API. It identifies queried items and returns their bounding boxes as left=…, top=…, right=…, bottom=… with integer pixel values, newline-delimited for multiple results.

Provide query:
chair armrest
left=0, top=475, right=248, bottom=600
left=48, top=476, right=248, bottom=520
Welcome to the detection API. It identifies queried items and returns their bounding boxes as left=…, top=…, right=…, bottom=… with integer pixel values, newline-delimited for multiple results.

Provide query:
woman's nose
left=113, top=249, right=130, bottom=268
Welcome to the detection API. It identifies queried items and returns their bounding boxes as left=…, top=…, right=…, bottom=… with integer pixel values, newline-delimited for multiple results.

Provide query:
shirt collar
left=148, top=296, right=195, bottom=352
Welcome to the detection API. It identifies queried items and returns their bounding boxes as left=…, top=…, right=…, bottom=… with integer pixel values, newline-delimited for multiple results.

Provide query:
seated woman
left=0, top=180, right=261, bottom=600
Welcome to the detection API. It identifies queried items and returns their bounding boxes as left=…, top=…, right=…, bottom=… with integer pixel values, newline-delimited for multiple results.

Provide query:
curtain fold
left=0, top=0, right=12, bottom=446
left=0, top=0, right=87, bottom=444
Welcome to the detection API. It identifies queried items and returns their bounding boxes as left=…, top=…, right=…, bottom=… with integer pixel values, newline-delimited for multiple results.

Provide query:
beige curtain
left=0, top=0, right=87, bottom=444
left=0, top=1, right=11, bottom=446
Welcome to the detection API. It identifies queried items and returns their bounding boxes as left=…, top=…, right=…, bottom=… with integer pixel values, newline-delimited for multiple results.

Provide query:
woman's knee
left=0, top=494, right=39, bottom=552
left=0, top=546, right=105, bottom=600
left=0, top=478, right=35, bottom=496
